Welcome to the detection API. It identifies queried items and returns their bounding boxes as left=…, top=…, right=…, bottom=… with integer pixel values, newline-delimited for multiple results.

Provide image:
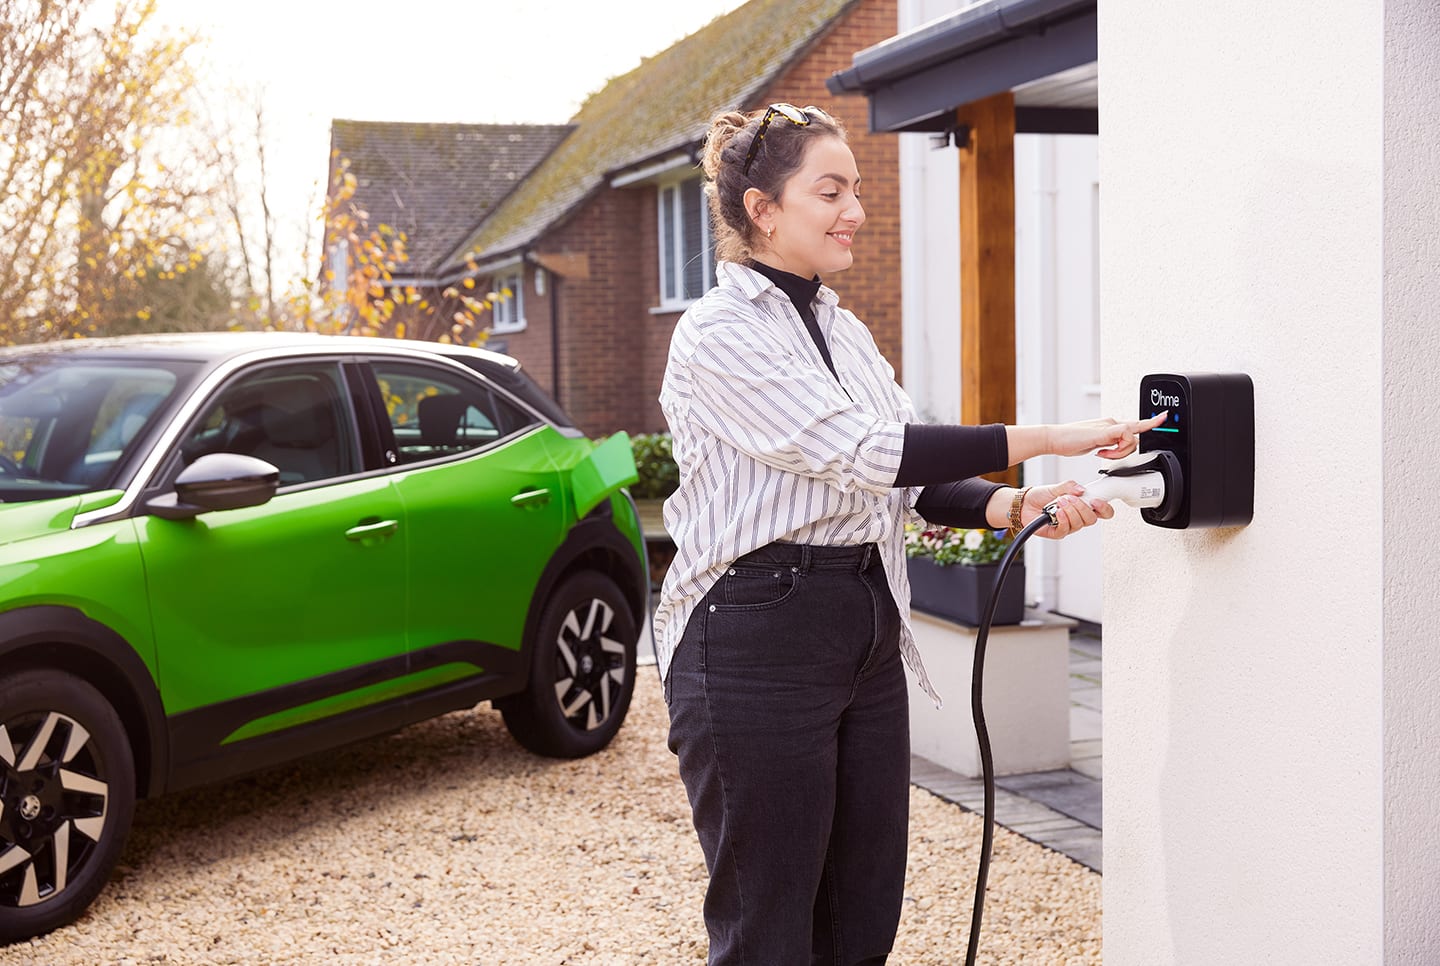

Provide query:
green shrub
left=629, top=432, right=678, bottom=500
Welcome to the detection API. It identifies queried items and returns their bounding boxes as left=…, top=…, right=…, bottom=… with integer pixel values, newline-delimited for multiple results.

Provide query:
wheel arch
left=518, top=515, right=647, bottom=681
left=0, top=606, right=169, bottom=799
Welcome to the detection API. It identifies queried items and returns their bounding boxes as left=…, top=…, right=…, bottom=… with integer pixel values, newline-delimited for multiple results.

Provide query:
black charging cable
left=964, top=510, right=1058, bottom=966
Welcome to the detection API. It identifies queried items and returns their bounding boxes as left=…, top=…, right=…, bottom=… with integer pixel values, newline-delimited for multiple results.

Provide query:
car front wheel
left=501, top=572, right=637, bottom=758
left=0, top=669, right=135, bottom=945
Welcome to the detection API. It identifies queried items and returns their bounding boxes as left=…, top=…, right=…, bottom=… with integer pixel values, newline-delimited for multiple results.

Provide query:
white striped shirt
left=654, top=260, right=940, bottom=703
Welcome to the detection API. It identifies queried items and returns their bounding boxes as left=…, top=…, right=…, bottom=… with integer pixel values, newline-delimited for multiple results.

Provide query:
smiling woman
left=653, top=103, right=1159, bottom=963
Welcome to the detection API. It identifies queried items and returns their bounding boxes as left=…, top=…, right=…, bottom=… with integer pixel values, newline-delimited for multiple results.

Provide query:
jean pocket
left=715, top=565, right=800, bottom=611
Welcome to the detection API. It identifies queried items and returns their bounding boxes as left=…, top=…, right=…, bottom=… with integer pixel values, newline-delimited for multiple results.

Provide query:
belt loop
left=798, top=545, right=812, bottom=574
left=858, top=543, right=873, bottom=572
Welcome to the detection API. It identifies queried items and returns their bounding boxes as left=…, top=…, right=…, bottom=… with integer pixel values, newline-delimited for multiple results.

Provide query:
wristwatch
left=1008, top=486, right=1032, bottom=538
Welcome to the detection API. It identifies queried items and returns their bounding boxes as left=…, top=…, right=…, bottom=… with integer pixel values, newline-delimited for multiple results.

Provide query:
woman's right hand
left=1046, top=412, right=1169, bottom=460
left=1005, top=411, right=1168, bottom=464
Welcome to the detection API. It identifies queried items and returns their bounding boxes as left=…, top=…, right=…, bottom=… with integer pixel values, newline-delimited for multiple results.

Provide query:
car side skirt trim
left=165, top=639, right=523, bottom=792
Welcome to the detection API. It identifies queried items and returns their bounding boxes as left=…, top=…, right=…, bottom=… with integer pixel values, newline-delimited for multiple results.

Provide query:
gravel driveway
left=1, top=669, right=1100, bottom=965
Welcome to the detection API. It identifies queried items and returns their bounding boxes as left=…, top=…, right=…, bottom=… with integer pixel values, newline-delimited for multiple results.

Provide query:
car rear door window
left=369, top=360, right=534, bottom=464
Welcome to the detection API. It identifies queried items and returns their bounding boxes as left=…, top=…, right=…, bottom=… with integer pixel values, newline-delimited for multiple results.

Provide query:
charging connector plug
left=1044, top=450, right=1184, bottom=523
left=1076, top=470, right=1166, bottom=508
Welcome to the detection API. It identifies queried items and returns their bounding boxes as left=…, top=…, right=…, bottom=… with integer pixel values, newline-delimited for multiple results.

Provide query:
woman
left=654, top=104, right=1162, bottom=965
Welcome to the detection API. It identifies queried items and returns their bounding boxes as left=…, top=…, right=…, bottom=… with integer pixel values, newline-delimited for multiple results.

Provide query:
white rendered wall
left=1101, top=1, right=1401, bottom=962
left=1383, top=0, right=1440, bottom=958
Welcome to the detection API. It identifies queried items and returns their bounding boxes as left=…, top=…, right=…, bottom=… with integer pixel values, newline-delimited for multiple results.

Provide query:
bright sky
left=161, top=0, right=750, bottom=279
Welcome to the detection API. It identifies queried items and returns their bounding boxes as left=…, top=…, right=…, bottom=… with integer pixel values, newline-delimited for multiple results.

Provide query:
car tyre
left=0, top=669, right=135, bottom=945
left=502, top=572, right=637, bottom=758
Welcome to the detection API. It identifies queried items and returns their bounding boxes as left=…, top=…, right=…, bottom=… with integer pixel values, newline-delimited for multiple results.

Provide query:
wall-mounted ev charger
left=1137, top=372, right=1254, bottom=528
left=963, top=372, right=1255, bottom=966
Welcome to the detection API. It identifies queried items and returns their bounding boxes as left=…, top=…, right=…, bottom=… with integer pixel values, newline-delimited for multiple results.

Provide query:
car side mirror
left=145, top=453, right=280, bottom=520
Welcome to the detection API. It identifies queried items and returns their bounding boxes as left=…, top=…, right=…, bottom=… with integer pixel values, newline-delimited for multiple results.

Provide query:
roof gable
left=445, top=0, right=858, bottom=270
left=329, top=120, right=573, bottom=277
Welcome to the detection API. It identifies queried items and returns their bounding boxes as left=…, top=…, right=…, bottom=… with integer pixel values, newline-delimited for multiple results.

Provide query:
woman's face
left=756, top=134, right=865, bottom=279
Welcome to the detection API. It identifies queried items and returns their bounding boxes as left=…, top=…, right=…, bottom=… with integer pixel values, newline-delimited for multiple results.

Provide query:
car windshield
left=0, top=355, right=197, bottom=503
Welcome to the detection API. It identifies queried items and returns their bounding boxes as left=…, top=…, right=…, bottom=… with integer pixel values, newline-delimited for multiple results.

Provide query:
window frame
left=489, top=262, right=526, bottom=334
left=656, top=174, right=714, bottom=311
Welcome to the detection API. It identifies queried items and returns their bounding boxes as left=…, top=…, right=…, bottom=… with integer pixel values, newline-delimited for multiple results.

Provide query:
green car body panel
left=141, top=427, right=641, bottom=728
left=393, top=428, right=567, bottom=664
left=139, top=473, right=413, bottom=715
left=0, top=495, right=158, bottom=678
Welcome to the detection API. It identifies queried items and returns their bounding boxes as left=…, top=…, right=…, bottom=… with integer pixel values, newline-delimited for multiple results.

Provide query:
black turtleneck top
left=747, top=260, right=1005, bottom=528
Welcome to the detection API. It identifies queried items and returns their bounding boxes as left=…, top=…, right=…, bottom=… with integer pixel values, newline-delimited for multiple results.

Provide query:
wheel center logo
left=580, top=654, right=595, bottom=674
left=18, top=795, right=41, bottom=821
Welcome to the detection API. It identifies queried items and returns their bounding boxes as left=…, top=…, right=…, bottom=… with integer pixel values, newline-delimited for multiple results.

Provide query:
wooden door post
left=955, top=92, right=1017, bottom=483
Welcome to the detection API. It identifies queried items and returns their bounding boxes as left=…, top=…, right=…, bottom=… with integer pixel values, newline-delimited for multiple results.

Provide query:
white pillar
left=1382, top=0, right=1440, bottom=958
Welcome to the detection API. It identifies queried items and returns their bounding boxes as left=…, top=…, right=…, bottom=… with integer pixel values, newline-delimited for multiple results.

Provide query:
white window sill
left=650, top=301, right=695, bottom=315
left=491, top=319, right=527, bottom=335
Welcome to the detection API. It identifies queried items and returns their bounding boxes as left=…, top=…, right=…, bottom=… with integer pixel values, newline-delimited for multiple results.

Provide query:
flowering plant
left=903, top=523, right=1015, bottom=566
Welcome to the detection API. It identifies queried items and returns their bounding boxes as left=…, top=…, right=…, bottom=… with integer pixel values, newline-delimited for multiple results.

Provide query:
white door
left=1016, top=134, right=1103, bottom=623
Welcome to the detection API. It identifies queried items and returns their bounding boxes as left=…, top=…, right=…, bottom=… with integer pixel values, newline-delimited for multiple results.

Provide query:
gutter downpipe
left=547, top=259, right=562, bottom=407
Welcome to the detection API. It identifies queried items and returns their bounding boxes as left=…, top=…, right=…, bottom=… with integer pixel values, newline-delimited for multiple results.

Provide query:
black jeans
left=666, top=542, right=910, bottom=966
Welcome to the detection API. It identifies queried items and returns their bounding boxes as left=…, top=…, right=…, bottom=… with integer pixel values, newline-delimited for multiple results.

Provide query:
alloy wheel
left=0, top=711, right=110, bottom=910
left=552, top=597, right=628, bottom=731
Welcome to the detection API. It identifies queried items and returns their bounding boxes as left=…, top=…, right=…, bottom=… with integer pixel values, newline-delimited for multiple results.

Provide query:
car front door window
left=182, top=363, right=359, bottom=486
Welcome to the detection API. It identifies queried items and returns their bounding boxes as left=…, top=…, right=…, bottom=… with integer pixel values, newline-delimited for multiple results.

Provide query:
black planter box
left=906, top=556, right=1025, bottom=627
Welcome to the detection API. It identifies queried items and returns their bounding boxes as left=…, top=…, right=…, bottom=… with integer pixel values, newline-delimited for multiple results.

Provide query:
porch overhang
left=825, top=0, right=1097, bottom=135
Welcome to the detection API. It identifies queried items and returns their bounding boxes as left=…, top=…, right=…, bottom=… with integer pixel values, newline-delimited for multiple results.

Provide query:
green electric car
left=0, top=333, right=647, bottom=943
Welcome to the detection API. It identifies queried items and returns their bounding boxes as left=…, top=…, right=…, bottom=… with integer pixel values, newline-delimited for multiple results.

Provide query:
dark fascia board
left=827, top=0, right=1096, bottom=133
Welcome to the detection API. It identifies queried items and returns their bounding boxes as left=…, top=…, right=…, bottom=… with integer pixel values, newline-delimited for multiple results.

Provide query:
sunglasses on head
left=742, top=103, right=819, bottom=176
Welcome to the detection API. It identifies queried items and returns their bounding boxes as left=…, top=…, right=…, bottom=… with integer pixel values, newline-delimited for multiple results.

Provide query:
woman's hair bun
left=701, top=111, right=751, bottom=180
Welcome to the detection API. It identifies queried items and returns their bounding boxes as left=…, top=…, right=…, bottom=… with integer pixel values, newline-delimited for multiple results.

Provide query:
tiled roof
left=444, top=0, right=858, bottom=271
left=329, top=120, right=573, bottom=277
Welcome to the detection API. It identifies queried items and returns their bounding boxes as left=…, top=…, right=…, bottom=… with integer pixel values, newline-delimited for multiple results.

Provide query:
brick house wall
left=545, top=188, right=648, bottom=432
left=484, top=189, right=648, bottom=435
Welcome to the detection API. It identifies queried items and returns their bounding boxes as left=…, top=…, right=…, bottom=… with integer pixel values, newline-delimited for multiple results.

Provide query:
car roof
left=0, top=331, right=521, bottom=372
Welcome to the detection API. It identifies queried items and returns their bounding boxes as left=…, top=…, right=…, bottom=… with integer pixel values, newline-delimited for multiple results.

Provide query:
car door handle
left=345, top=519, right=399, bottom=542
left=511, top=488, right=551, bottom=508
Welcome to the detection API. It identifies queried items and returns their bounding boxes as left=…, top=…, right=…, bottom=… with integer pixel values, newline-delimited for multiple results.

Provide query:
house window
left=658, top=177, right=714, bottom=307
left=329, top=241, right=349, bottom=295
left=491, top=268, right=524, bottom=333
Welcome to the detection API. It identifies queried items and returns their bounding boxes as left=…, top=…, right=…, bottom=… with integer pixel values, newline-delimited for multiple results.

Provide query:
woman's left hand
left=1021, top=481, right=1113, bottom=538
